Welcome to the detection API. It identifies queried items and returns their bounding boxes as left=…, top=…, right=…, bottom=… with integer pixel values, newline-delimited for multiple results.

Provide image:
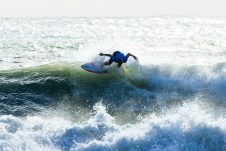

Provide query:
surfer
left=99, top=51, right=138, bottom=67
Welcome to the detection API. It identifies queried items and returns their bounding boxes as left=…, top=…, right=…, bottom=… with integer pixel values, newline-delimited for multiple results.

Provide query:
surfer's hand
left=134, top=56, right=138, bottom=60
left=99, top=53, right=103, bottom=56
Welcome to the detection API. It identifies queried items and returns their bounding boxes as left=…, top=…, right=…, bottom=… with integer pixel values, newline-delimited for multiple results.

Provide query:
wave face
left=0, top=17, right=226, bottom=151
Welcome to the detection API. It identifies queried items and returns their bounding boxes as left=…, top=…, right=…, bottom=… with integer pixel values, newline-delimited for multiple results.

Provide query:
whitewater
left=0, top=17, right=226, bottom=151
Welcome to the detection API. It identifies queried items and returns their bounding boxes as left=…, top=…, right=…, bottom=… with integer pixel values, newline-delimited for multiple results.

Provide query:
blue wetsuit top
left=111, top=51, right=129, bottom=63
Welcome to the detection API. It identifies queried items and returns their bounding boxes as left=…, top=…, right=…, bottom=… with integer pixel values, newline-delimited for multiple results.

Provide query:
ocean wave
left=1, top=17, right=226, bottom=151
left=0, top=102, right=225, bottom=151
left=0, top=61, right=226, bottom=117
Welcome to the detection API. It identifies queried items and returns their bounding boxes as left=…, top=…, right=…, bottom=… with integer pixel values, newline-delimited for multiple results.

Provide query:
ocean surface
left=0, top=17, right=226, bottom=151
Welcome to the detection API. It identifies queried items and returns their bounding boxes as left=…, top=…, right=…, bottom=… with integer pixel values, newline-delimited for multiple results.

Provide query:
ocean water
left=0, top=17, right=226, bottom=151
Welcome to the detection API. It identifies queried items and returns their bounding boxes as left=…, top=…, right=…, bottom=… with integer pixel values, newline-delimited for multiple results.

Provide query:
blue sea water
left=0, top=17, right=226, bottom=151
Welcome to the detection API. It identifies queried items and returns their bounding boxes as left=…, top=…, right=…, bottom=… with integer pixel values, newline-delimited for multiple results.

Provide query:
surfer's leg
left=117, top=60, right=123, bottom=67
left=118, top=62, right=123, bottom=67
left=104, top=59, right=113, bottom=65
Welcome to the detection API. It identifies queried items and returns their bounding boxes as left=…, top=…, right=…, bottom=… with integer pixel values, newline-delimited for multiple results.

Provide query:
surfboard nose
left=81, top=64, right=86, bottom=68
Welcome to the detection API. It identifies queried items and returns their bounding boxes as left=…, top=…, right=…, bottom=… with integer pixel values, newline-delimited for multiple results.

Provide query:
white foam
left=1, top=17, right=226, bottom=151
left=0, top=101, right=226, bottom=151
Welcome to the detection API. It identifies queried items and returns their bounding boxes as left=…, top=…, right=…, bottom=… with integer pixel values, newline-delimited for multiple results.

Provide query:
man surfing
left=99, top=51, right=138, bottom=67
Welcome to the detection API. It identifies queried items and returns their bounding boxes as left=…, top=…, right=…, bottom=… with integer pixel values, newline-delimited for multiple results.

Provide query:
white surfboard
left=81, top=62, right=107, bottom=74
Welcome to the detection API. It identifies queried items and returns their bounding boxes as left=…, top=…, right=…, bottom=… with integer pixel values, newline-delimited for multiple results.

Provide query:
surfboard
left=81, top=62, right=107, bottom=74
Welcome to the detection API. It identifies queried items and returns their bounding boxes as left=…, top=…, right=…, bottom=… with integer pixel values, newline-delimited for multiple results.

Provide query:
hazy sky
left=0, top=0, right=226, bottom=17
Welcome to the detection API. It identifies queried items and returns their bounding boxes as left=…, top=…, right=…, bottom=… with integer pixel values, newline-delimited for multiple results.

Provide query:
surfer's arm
left=127, top=53, right=138, bottom=60
left=99, top=53, right=112, bottom=57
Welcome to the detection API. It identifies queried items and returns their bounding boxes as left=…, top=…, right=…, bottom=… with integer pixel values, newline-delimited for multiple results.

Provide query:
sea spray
left=0, top=17, right=226, bottom=150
